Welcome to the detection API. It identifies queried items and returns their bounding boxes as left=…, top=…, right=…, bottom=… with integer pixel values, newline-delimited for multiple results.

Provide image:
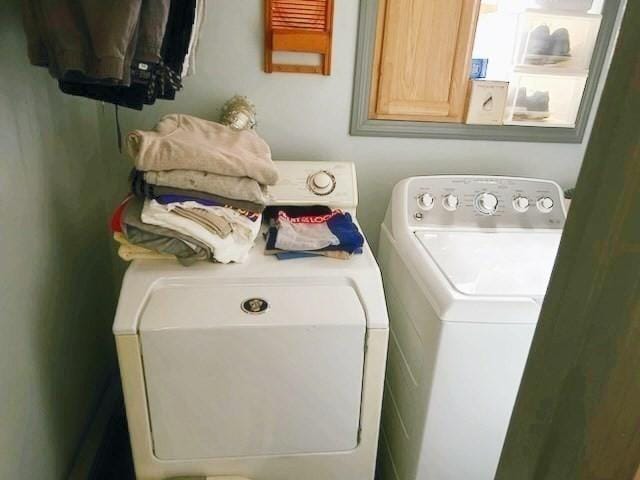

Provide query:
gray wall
left=109, top=0, right=622, bottom=248
left=0, top=1, right=121, bottom=478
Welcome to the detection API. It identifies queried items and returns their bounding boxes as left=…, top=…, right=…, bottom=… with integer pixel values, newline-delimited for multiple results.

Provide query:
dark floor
left=89, top=403, right=135, bottom=480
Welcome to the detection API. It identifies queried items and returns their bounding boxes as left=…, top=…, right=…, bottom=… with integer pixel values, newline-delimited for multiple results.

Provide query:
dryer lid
left=139, top=283, right=366, bottom=331
left=415, top=231, right=562, bottom=297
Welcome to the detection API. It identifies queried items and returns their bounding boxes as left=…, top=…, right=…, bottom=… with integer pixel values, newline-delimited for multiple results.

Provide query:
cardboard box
left=466, top=80, right=509, bottom=125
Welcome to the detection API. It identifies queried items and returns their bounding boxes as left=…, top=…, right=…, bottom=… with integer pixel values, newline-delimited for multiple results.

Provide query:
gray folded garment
left=172, top=206, right=233, bottom=238
left=131, top=169, right=266, bottom=213
left=122, top=197, right=212, bottom=265
left=145, top=170, right=269, bottom=205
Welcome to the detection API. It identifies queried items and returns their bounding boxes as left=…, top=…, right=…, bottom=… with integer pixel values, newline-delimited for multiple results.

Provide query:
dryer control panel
left=407, top=175, right=565, bottom=229
left=268, top=161, right=358, bottom=208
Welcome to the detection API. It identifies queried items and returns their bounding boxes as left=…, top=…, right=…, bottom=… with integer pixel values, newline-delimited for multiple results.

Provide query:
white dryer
left=113, top=162, right=389, bottom=480
left=377, top=175, right=566, bottom=480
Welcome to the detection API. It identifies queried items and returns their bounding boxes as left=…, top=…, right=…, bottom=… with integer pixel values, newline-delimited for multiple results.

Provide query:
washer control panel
left=408, top=176, right=565, bottom=229
left=268, top=161, right=357, bottom=208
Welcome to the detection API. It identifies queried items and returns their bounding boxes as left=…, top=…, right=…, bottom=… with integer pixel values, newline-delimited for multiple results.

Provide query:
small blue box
left=470, top=58, right=489, bottom=79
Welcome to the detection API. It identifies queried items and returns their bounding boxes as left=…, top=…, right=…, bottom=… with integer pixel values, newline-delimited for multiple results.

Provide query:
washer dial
left=537, top=197, right=554, bottom=213
left=417, top=193, right=435, bottom=210
left=474, top=192, right=499, bottom=215
left=443, top=194, right=459, bottom=211
left=307, top=170, right=336, bottom=196
left=513, top=196, right=530, bottom=213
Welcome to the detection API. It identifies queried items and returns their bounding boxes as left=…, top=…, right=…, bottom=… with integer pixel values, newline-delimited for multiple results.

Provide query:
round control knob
left=513, top=196, right=530, bottom=213
left=307, top=170, right=335, bottom=195
left=443, top=194, right=459, bottom=211
left=417, top=193, right=435, bottom=211
left=475, top=192, right=499, bottom=215
left=537, top=197, right=554, bottom=213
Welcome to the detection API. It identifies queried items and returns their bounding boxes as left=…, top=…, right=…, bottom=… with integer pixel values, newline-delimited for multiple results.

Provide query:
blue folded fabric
left=155, top=194, right=223, bottom=207
left=275, top=252, right=319, bottom=260
left=326, top=212, right=364, bottom=252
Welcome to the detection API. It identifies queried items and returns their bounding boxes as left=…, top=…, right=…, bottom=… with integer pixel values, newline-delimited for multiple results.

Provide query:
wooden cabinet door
left=370, top=0, right=480, bottom=123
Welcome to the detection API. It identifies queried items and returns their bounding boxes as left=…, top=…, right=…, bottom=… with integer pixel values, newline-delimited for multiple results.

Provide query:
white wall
left=111, top=0, right=621, bottom=248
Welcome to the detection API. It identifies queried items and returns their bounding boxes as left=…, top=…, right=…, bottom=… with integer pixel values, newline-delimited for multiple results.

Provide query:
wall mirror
left=351, top=0, right=623, bottom=143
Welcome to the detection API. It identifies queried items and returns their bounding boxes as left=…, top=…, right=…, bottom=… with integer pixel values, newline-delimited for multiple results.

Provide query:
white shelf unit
left=505, top=70, right=587, bottom=127
left=513, top=65, right=588, bottom=75
left=514, top=9, right=602, bottom=71
left=531, top=0, right=597, bottom=12
left=504, top=8, right=601, bottom=128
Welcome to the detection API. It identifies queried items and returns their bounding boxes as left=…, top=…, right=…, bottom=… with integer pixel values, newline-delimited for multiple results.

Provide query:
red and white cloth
left=275, top=210, right=344, bottom=251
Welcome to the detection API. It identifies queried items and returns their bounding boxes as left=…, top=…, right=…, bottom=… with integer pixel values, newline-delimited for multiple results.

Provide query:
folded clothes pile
left=264, top=206, right=365, bottom=260
left=110, top=114, right=279, bottom=265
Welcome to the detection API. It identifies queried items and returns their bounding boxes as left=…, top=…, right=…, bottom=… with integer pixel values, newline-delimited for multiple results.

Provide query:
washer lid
left=415, top=231, right=562, bottom=297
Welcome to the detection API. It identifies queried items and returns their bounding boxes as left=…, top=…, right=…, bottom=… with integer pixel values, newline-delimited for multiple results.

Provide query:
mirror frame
left=350, top=0, right=624, bottom=143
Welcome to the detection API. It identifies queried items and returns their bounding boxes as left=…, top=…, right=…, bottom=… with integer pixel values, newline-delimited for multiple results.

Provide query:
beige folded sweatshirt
left=127, top=114, right=279, bottom=185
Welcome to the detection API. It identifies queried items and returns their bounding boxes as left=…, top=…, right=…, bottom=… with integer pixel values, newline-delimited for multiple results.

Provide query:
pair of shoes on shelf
left=514, top=87, right=550, bottom=120
left=526, top=25, right=571, bottom=64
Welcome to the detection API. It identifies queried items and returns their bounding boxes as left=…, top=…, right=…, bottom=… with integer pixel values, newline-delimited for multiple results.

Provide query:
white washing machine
left=113, top=162, right=389, bottom=480
left=377, top=175, right=566, bottom=480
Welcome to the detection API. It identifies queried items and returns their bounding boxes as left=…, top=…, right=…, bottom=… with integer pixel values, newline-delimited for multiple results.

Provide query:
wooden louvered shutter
left=264, top=0, right=335, bottom=75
